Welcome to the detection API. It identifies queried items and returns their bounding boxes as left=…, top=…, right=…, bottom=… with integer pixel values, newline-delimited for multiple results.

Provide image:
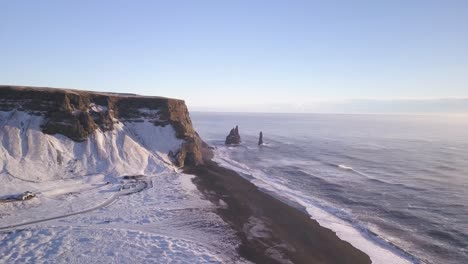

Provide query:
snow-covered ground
left=0, top=173, right=245, bottom=263
left=0, top=110, right=247, bottom=263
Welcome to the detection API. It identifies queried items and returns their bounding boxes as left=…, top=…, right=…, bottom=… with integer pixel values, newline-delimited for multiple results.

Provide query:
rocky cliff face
left=0, top=85, right=206, bottom=167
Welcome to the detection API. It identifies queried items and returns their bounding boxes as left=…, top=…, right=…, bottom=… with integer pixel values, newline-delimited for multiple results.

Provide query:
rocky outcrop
left=258, top=131, right=263, bottom=145
left=225, top=125, right=241, bottom=145
left=0, top=85, right=208, bottom=167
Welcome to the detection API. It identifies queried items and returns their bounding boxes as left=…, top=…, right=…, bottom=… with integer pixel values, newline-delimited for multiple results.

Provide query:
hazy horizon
left=189, top=97, right=468, bottom=114
left=2, top=84, right=468, bottom=115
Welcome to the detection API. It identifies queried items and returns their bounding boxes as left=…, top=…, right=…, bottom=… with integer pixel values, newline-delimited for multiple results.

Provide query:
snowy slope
left=0, top=110, right=183, bottom=182
left=0, top=109, right=248, bottom=263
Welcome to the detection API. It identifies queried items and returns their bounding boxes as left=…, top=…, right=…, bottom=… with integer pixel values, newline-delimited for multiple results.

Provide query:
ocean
left=191, top=112, right=468, bottom=264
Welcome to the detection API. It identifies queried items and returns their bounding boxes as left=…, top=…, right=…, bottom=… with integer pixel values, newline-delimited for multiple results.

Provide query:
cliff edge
left=0, top=85, right=207, bottom=168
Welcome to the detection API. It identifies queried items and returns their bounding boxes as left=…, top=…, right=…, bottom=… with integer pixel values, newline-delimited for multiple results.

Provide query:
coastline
left=185, top=160, right=372, bottom=264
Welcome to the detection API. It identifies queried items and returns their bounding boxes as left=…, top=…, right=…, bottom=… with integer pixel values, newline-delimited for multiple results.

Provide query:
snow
left=0, top=110, right=181, bottom=181
left=0, top=228, right=223, bottom=263
left=0, top=110, right=247, bottom=263
left=123, top=120, right=182, bottom=164
left=137, top=107, right=160, bottom=117
left=0, top=172, right=245, bottom=263
left=89, top=103, right=108, bottom=113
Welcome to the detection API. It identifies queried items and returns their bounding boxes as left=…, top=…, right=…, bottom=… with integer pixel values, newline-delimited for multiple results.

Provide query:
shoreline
left=185, top=160, right=371, bottom=264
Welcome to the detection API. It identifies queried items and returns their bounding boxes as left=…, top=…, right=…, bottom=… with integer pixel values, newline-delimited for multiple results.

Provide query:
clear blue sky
left=1, top=1, right=467, bottom=112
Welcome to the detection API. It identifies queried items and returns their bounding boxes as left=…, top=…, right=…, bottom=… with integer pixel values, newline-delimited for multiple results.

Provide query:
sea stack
left=258, top=131, right=263, bottom=145
left=225, top=125, right=241, bottom=145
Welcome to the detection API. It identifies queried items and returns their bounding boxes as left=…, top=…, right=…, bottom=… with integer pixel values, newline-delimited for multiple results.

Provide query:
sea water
left=191, top=112, right=468, bottom=264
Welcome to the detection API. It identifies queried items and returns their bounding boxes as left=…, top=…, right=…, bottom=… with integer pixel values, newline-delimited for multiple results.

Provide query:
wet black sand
left=185, top=160, right=371, bottom=264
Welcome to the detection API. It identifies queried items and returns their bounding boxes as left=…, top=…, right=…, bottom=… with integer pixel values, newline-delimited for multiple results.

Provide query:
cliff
left=0, top=85, right=206, bottom=168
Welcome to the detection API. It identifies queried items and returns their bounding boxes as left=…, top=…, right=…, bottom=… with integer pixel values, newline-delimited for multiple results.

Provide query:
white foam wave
left=338, top=164, right=353, bottom=170
left=337, top=164, right=369, bottom=177
left=334, top=163, right=408, bottom=187
left=213, top=148, right=417, bottom=264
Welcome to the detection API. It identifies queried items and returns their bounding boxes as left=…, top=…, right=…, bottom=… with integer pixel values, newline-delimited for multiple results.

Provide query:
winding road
left=0, top=180, right=150, bottom=231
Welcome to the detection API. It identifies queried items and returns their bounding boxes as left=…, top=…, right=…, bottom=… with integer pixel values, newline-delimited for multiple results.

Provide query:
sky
left=1, top=0, right=468, bottom=113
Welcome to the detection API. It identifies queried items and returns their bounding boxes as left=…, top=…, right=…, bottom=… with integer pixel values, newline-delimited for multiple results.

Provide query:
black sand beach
left=186, top=160, right=371, bottom=264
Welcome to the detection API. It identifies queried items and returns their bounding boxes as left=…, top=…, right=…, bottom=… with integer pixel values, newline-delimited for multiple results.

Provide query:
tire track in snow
left=0, top=181, right=150, bottom=231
